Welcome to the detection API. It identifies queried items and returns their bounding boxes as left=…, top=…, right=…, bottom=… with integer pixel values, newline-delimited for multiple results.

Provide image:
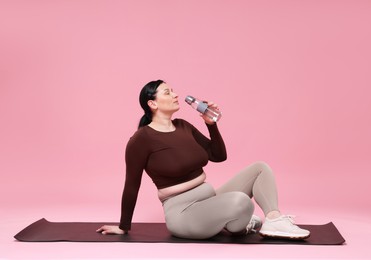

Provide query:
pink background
left=1, top=0, right=371, bottom=259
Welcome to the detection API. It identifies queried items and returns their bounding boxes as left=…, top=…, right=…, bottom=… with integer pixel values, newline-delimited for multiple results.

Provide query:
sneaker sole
left=259, top=231, right=310, bottom=240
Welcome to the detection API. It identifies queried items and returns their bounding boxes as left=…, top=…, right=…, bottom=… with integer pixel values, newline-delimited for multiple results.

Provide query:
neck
left=149, top=115, right=175, bottom=132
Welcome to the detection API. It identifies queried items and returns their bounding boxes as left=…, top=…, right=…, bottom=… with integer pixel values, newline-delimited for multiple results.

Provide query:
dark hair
left=138, top=79, right=165, bottom=129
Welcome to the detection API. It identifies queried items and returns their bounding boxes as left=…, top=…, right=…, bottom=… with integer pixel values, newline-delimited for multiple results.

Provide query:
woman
left=97, top=80, right=310, bottom=240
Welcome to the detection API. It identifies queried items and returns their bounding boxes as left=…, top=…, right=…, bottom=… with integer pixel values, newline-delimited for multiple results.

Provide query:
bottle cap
left=185, top=95, right=195, bottom=105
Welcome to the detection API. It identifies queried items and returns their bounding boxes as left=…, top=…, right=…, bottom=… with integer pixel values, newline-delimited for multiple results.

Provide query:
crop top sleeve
left=119, top=119, right=227, bottom=231
left=119, top=130, right=148, bottom=231
left=187, top=120, right=227, bottom=162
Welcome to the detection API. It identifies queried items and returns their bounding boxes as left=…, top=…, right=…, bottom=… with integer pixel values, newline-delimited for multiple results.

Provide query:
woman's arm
left=97, top=132, right=147, bottom=235
left=192, top=122, right=227, bottom=162
left=185, top=101, right=227, bottom=162
left=119, top=133, right=147, bottom=232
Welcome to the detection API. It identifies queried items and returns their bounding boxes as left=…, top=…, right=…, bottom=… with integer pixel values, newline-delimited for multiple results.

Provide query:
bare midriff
left=158, top=172, right=206, bottom=202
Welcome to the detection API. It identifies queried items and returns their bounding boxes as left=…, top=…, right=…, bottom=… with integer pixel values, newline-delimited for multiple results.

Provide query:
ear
left=147, top=100, right=157, bottom=110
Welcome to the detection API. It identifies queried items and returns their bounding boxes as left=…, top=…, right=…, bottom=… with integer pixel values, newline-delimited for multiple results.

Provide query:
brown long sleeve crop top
left=119, top=118, right=227, bottom=231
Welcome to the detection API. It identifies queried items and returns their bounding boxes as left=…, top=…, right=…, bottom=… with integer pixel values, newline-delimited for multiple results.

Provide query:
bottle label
left=196, top=102, right=208, bottom=114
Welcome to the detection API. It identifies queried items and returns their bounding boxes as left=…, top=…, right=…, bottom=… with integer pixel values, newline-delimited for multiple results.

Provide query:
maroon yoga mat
left=14, top=218, right=345, bottom=245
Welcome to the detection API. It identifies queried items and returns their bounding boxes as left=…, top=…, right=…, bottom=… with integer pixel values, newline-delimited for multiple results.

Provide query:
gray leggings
left=162, top=161, right=279, bottom=239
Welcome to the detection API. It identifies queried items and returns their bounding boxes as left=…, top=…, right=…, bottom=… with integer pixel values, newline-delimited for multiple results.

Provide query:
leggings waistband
left=162, top=182, right=216, bottom=210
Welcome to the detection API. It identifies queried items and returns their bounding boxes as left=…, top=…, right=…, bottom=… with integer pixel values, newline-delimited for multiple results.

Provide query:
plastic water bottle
left=185, top=95, right=222, bottom=122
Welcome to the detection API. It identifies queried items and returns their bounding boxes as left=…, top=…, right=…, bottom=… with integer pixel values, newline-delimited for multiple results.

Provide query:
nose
left=172, top=91, right=178, bottom=98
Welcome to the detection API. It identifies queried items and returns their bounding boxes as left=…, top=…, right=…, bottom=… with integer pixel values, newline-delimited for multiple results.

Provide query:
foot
left=246, top=215, right=262, bottom=234
left=259, top=215, right=310, bottom=240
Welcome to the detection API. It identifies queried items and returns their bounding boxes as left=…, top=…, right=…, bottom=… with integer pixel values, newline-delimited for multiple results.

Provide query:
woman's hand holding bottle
left=185, top=95, right=222, bottom=123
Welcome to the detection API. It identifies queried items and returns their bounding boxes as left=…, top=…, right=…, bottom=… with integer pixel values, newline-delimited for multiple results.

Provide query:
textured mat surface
left=14, top=218, right=345, bottom=245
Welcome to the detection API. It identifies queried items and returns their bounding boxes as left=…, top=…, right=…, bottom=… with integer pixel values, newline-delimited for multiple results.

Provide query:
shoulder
left=131, top=126, right=149, bottom=138
left=125, top=127, right=151, bottom=162
left=126, top=127, right=150, bottom=149
left=173, top=118, right=195, bottom=130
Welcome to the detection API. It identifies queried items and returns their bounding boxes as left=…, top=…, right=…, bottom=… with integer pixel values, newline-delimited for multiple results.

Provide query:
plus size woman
left=97, top=80, right=310, bottom=240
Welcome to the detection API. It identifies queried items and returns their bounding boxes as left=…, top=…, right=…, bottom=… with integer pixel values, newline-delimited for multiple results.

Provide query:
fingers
left=204, top=101, right=219, bottom=110
left=96, top=226, right=104, bottom=232
left=97, top=227, right=110, bottom=235
left=96, top=225, right=125, bottom=235
left=96, top=225, right=108, bottom=233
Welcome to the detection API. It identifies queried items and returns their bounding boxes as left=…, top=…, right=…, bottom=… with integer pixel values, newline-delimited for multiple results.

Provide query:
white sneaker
left=259, top=215, right=310, bottom=239
left=246, top=215, right=262, bottom=234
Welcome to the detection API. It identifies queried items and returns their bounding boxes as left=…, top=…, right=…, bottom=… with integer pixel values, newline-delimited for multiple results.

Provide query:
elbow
left=211, top=152, right=227, bottom=162
left=219, top=149, right=227, bottom=161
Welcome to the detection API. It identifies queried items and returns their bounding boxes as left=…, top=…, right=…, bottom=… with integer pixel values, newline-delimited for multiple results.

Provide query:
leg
left=163, top=183, right=254, bottom=239
left=216, top=161, right=279, bottom=216
left=215, top=161, right=310, bottom=239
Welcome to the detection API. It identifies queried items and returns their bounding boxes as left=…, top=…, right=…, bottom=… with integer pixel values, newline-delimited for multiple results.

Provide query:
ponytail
left=138, top=113, right=152, bottom=129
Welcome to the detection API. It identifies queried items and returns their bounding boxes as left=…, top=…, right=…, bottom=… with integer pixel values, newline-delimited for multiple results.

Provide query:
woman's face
left=150, top=83, right=179, bottom=114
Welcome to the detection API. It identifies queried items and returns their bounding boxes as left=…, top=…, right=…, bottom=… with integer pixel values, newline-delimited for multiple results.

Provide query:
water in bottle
left=185, top=95, right=222, bottom=122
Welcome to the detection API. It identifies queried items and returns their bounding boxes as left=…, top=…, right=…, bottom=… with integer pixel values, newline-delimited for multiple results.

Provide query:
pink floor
left=3, top=204, right=371, bottom=259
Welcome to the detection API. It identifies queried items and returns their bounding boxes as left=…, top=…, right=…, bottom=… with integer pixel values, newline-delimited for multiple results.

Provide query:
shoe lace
left=282, top=215, right=297, bottom=224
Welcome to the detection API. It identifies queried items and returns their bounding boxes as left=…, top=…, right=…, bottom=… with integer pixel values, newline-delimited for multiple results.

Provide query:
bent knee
left=226, top=192, right=254, bottom=215
left=251, top=161, right=273, bottom=174
left=254, top=160, right=270, bottom=169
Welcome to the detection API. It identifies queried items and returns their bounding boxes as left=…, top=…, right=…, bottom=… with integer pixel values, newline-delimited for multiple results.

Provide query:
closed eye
left=163, top=88, right=174, bottom=95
